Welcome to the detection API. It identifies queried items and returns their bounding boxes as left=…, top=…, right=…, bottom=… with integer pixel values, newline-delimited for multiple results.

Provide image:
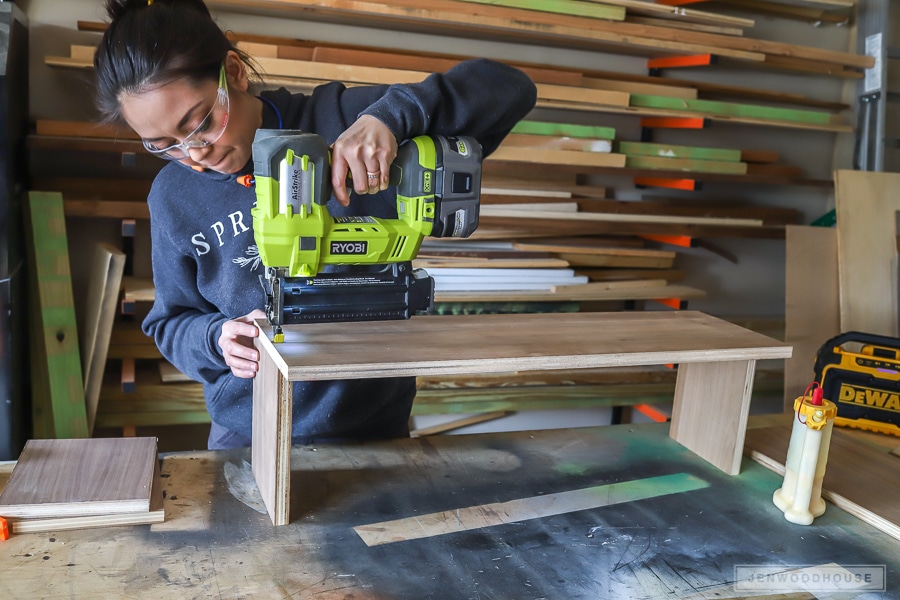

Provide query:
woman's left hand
left=330, top=115, right=398, bottom=206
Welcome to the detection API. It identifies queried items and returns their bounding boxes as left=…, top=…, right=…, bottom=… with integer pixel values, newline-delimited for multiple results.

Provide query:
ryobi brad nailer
left=249, top=130, right=482, bottom=342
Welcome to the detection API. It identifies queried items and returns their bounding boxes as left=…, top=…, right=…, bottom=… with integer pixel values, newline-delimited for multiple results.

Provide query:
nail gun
left=249, top=130, right=482, bottom=342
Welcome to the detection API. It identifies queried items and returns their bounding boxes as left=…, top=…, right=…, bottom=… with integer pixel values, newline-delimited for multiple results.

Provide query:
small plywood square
left=0, top=437, right=158, bottom=519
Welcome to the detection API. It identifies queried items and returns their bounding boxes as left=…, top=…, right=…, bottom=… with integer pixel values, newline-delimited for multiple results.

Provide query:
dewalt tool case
left=813, top=331, right=900, bottom=436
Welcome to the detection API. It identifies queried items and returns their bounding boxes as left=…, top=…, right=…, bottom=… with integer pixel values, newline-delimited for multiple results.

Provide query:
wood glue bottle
left=772, top=383, right=837, bottom=525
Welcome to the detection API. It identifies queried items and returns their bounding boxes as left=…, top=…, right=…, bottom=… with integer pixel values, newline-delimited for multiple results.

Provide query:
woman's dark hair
left=94, top=0, right=253, bottom=124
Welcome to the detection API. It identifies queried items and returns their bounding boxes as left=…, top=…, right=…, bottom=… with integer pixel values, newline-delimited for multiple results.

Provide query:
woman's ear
left=225, top=50, right=249, bottom=92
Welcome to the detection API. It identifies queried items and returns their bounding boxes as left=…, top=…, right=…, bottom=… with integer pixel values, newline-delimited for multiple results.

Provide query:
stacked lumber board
left=46, top=41, right=850, bottom=135
left=198, top=0, right=870, bottom=76
left=413, top=235, right=705, bottom=303
left=0, top=438, right=164, bottom=533
left=702, top=0, right=854, bottom=24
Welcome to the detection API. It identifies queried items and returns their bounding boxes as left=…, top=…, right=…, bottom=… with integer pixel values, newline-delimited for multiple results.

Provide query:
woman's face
left=119, top=52, right=260, bottom=174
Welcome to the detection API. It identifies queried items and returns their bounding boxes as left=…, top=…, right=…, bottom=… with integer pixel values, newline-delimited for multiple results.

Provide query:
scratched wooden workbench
left=2, top=423, right=898, bottom=599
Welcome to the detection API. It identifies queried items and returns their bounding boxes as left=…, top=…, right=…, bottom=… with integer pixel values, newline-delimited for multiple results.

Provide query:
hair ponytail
left=94, top=0, right=247, bottom=124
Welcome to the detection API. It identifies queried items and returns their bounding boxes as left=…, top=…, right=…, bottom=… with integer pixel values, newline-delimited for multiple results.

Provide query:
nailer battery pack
left=813, top=331, right=900, bottom=436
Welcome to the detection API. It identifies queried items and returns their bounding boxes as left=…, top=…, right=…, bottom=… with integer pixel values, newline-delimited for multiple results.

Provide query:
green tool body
left=249, top=130, right=482, bottom=340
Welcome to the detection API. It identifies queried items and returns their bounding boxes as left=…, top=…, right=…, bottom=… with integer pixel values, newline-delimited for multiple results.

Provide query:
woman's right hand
left=218, top=309, right=267, bottom=378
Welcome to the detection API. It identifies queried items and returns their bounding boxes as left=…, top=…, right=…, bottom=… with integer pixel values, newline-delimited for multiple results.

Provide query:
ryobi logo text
left=330, top=241, right=368, bottom=255
left=838, top=383, right=900, bottom=412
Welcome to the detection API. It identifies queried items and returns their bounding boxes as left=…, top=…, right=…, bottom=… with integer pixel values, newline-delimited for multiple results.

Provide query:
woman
left=94, top=0, right=537, bottom=449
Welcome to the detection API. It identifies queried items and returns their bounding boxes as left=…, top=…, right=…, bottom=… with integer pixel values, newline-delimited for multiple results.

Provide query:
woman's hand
left=218, top=309, right=267, bottom=378
left=330, top=115, right=398, bottom=206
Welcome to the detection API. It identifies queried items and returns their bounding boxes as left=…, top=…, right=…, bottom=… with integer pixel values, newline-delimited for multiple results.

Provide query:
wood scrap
left=410, top=411, right=512, bottom=437
left=708, top=0, right=851, bottom=24
left=482, top=189, right=572, bottom=199
left=581, top=75, right=698, bottom=99
left=511, top=120, right=616, bottom=140
left=618, top=141, right=741, bottom=162
left=577, top=268, right=685, bottom=282
left=26, top=192, right=88, bottom=439
left=488, top=146, right=627, bottom=169
left=624, top=15, right=744, bottom=37
left=81, top=243, right=126, bottom=435
left=414, top=257, right=571, bottom=269
left=583, top=0, right=755, bottom=28
left=480, top=205, right=763, bottom=227
left=0, top=438, right=158, bottom=519
left=433, top=281, right=704, bottom=303
left=428, top=266, right=587, bottom=280
left=501, top=133, right=612, bottom=153
left=624, top=155, right=748, bottom=175
left=834, top=170, right=900, bottom=337
left=629, top=94, right=834, bottom=126
left=9, top=461, right=165, bottom=534
left=454, top=0, right=626, bottom=21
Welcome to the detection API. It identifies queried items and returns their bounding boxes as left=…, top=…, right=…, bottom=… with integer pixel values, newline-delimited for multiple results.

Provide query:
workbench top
left=2, top=424, right=898, bottom=599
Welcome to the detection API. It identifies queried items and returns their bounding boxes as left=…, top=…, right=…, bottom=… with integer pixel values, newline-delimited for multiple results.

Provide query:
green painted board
left=454, top=0, right=625, bottom=21
left=617, top=141, right=742, bottom=163
left=26, top=191, right=89, bottom=439
left=629, top=94, right=833, bottom=125
left=625, top=155, right=748, bottom=175
left=512, top=120, right=616, bottom=140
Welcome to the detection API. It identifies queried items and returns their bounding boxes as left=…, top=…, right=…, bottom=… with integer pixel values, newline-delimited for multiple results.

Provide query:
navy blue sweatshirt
left=142, top=58, right=537, bottom=444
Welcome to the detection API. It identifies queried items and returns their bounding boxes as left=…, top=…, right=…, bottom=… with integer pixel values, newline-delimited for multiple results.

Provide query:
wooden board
left=81, top=243, right=126, bottom=435
left=501, top=133, right=612, bottom=153
left=581, top=75, right=698, bottom=99
left=488, top=147, right=627, bottom=169
left=783, top=226, right=840, bottom=410
left=629, top=94, right=833, bottom=125
left=256, top=311, right=791, bottom=381
left=624, top=155, right=748, bottom=175
left=432, top=281, right=702, bottom=302
left=834, top=169, right=900, bottom=336
left=715, top=0, right=851, bottom=24
left=455, top=0, right=626, bottom=21
left=512, top=240, right=673, bottom=257
left=0, top=438, right=157, bottom=519
left=479, top=206, right=763, bottom=227
left=617, top=141, right=742, bottom=162
left=252, top=336, right=293, bottom=526
left=8, top=460, right=165, bottom=534
left=584, top=0, right=755, bottom=28
left=25, top=191, right=88, bottom=439
left=745, top=424, right=900, bottom=541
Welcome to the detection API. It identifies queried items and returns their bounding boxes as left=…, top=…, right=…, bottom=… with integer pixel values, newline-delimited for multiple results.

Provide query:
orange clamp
left=0, top=517, right=9, bottom=541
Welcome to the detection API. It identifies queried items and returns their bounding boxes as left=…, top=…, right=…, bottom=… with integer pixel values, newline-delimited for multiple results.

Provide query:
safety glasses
left=142, top=64, right=230, bottom=160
